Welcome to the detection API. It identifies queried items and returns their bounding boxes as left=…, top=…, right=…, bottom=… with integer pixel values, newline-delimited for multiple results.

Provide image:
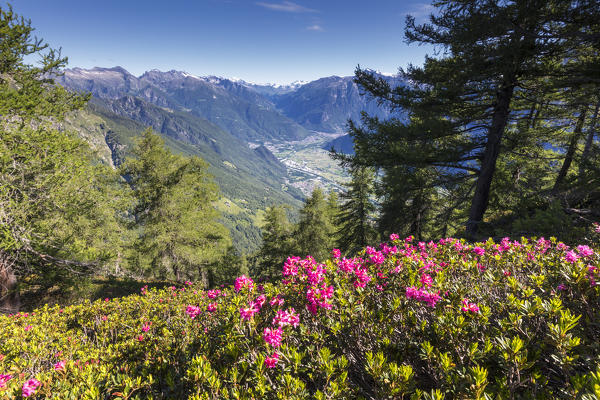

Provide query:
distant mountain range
left=58, top=67, right=396, bottom=137
left=57, top=66, right=398, bottom=252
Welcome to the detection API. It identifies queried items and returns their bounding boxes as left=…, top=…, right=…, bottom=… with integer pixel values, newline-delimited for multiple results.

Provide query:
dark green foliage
left=344, top=0, right=600, bottom=242
left=336, top=166, right=378, bottom=254
left=294, top=188, right=337, bottom=261
left=208, top=246, right=249, bottom=288
left=256, top=205, right=295, bottom=280
left=0, top=4, right=128, bottom=313
left=121, top=130, right=231, bottom=283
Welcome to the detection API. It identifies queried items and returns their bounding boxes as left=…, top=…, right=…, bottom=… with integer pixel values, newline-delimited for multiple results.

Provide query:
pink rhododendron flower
left=473, top=247, right=485, bottom=256
left=142, top=322, right=151, bottom=332
left=338, top=257, right=357, bottom=273
left=565, top=250, right=580, bottom=263
left=283, top=256, right=300, bottom=277
left=272, top=308, right=300, bottom=328
left=264, top=352, right=279, bottom=368
left=234, top=275, right=254, bottom=292
left=331, top=248, right=341, bottom=258
left=185, top=305, right=201, bottom=319
left=369, top=252, right=385, bottom=265
left=353, top=268, right=372, bottom=288
left=21, top=379, right=40, bottom=397
left=306, top=283, right=334, bottom=314
left=24, top=325, right=32, bottom=331
left=594, top=223, right=600, bottom=233
left=577, top=245, right=594, bottom=258
left=503, top=270, right=511, bottom=276
left=54, top=360, right=66, bottom=371
left=263, top=327, right=283, bottom=347
left=420, top=274, right=433, bottom=287
left=270, top=295, right=284, bottom=307
left=207, top=303, right=217, bottom=312
left=365, top=246, right=377, bottom=255
left=101, top=315, right=108, bottom=321
left=461, top=299, right=479, bottom=313
left=185, top=280, right=193, bottom=286
left=0, top=374, right=11, bottom=389
left=253, top=294, right=267, bottom=310
left=239, top=304, right=258, bottom=321
left=207, top=289, right=220, bottom=299
left=137, top=335, right=144, bottom=341
left=306, top=264, right=327, bottom=285
left=390, top=233, right=400, bottom=241
left=405, top=286, right=441, bottom=307
left=557, top=284, right=567, bottom=291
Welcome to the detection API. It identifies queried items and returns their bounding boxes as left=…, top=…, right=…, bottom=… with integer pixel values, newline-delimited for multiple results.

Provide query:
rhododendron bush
left=1, top=236, right=600, bottom=399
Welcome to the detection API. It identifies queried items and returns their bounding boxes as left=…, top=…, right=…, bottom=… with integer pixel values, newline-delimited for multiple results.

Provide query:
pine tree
left=0, top=5, right=125, bottom=313
left=325, top=190, right=341, bottom=246
left=257, top=205, right=294, bottom=280
left=336, top=166, right=378, bottom=254
left=295, top=188, right=336, bottom=261
left=122, top=130, right=230, bottom=284
left=349, top=0, right=600, bottom=240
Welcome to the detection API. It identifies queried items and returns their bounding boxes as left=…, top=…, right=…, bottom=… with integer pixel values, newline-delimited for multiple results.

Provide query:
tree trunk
left=0, top=254, right=20, bottom=314
left=466, top=82, right=516, bottom=239
left=553, top=106, right=588, bottom=192
left=201, top=267, right=209, bottom=289
left=579, top=100, right=599, bottom=178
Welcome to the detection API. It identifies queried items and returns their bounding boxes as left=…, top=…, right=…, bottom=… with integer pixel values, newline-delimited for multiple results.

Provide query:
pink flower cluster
left=207, top=303, right=217, bottom=313
left=54, top=360, right=66, bottom=371
left=353, top=267, right=372, bottom=288
left=420, top=273, right=433, bottom=287
left=306, top=283, right=334, bottom=315
left=461, top=299, right=480, bottom=313
left=270, top=295, right=284, bottom=307
left=239, top=294, right=266, bottom=321
left=264, top=352, right=279, bottom=368
left=272, top=308, right=300, bottom=328
left=185, top=305, right=201, bottom=319
left=239, top=304, right=258, bottom=321
left=234, top=275, right=254, bottom=292
left=283, top=256, right=335, bottom=315
left=577, top=245, right=594, bottom=258
left=22, top=379, right=40, bottom=398
left=263, top=327, right=283, bottom=347
left=405, top=286, right=441, bottom=307
left=283, top=256, right=301, bottom=277
left=0, top=374, right=11, bottom=388
left=472, top=246, right=485, bottom=256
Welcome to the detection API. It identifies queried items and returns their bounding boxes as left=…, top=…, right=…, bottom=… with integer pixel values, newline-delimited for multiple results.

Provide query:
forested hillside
left=63, top=99, right=303, bottom=254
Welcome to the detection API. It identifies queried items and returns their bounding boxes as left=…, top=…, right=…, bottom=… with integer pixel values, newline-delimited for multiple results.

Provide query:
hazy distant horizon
left=11, top=0, right=434, bottom=85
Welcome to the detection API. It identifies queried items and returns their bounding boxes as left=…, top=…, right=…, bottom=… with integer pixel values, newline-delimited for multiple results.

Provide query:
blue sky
left=11, top=0, right=435, bottom=84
